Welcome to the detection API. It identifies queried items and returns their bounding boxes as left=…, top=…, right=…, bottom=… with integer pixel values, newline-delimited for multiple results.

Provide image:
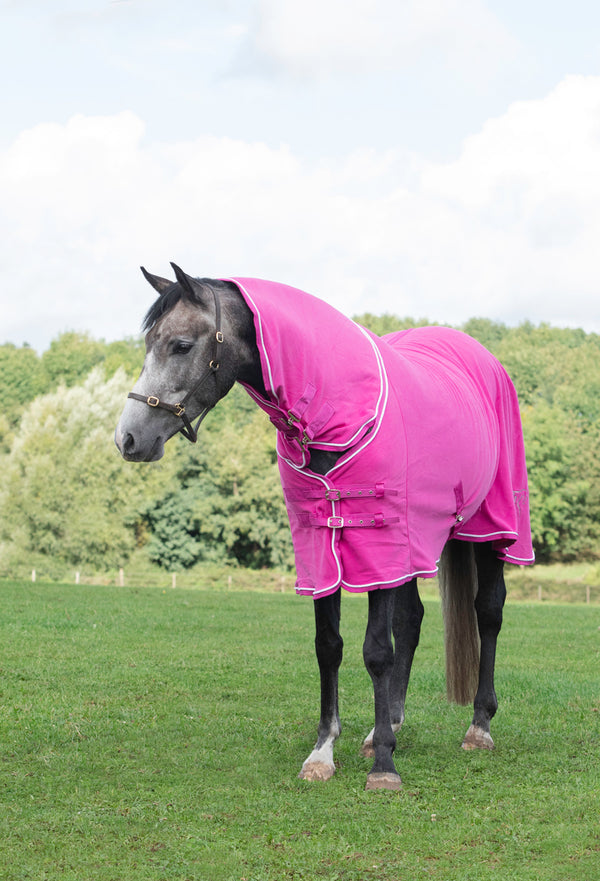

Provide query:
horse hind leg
left=462, top=541, right=507, bottom=751
left=299, top=590, right=343, bottom=782
left=361, top=579, right=424, bottom=758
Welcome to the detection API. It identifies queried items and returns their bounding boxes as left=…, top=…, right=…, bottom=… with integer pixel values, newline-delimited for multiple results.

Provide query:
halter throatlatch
left=127, top=284, right=224, bottom=443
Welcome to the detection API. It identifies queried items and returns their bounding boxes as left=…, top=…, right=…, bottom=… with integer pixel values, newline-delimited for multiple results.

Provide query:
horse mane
left=142, top=284, right=182, bottom=332
left=142, top=278, right=234, bottom=333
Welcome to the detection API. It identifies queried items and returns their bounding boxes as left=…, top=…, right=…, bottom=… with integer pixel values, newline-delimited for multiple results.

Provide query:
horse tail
left=438, top=539, right=480, bottom=705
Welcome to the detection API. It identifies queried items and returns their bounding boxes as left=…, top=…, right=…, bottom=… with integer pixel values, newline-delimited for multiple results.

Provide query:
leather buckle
left=327, top=516, right=344, bottom=528
left=325, top=489, right=341, bottom=501
left=147, top=395, right=160, bottom=407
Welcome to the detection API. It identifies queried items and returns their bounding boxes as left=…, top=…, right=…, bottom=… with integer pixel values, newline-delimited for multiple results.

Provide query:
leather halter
left=127, top=286, right=224, bottom=443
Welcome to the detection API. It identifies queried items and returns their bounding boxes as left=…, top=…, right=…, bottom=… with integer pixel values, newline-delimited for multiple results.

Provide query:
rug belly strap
left=298, top=512, right=399, bottom=529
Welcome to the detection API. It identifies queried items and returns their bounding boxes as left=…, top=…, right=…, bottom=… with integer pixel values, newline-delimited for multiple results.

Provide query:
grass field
left=0, top=580, right=599, bottom=880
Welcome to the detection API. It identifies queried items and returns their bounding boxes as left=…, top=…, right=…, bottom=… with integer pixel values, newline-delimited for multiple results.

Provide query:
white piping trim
left=454, top=529, right=518, bottom=540
left=342, top=566, right=439, bottom=591
left=227, top=279, right=278, bottom=404
left=302, top=565, right=440, bottom=598
left=500, top=552, right=536, bottom=563
left=232, top=279, right=387, bottom=462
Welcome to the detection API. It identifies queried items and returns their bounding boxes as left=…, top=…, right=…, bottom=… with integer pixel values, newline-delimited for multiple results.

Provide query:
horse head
left=115, top=264, right=247, bottom=462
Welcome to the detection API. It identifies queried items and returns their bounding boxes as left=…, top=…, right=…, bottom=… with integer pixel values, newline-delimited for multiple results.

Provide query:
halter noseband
left=127, top=286, right=224, bottom=443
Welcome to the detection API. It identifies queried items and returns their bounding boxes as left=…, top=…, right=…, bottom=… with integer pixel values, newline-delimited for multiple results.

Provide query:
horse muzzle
left=114, top=423, right=166, bottom=462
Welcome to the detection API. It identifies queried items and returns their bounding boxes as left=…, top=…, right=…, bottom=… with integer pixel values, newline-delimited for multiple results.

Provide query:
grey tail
left=438, top=539, right=480, bottom=705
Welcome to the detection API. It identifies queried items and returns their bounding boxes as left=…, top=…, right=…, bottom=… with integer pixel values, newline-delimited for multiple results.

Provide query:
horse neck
left=223, top=284, right=267, bottom=398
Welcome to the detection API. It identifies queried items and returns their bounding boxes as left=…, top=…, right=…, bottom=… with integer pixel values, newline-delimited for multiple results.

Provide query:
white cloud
left=417, top=75, right=600, bottom=324
left=2, top=75, right=600, bottom=350
left=249, top=0, right=518, bottom=78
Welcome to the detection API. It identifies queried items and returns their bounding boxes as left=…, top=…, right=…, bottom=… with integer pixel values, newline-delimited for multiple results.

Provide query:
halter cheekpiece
left=127, top=285, right=224, bottom=443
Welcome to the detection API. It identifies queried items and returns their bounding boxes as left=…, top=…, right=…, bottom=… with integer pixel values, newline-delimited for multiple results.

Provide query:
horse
left=115, top=263, right=534, bottom=791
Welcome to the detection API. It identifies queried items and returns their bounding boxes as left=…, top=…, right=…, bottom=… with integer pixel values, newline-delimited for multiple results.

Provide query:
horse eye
left=173, top=340, right=194, bottom=355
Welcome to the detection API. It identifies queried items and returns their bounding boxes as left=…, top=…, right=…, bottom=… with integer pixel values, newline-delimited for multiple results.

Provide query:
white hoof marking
left=298, top=736, right=336, bottom=781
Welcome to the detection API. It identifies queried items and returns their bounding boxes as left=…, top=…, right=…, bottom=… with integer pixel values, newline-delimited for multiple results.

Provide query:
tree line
left=1, top=316, right=600, bottom=579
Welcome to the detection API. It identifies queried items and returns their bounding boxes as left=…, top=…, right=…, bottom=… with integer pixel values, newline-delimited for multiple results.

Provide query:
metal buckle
left=325, top=489, right=341, bottom=501
left=174, top=404, right=185, bottom=417
left=215, top=331, right=224, bottom=343
left=147, top=395, right=160, bottom=407
left=209, top=360, right=220, bottom=371
left=327, top=516, right=344, bottom=528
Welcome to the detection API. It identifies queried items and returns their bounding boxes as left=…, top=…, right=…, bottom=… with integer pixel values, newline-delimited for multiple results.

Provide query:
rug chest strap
left=285, top=483, right=391, bottom=502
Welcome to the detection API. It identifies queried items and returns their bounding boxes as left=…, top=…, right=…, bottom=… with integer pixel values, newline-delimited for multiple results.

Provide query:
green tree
left=521, top=403, right=592, bottom=561
left=0, top=343, right=48, bottom=425
left=40, top=331, right=106, bottom=388
left=460, top=317, right=509, bottom=351
left=102, top=337, right=145, bottom=379
left=0, top=368, right=176, bottom=575
left=353, top=313, right=432, bottom=335
left=143, top=386, right=293, bottom=570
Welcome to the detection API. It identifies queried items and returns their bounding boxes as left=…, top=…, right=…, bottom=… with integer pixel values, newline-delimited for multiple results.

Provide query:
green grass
left=1, top=581, right=599, bottom=880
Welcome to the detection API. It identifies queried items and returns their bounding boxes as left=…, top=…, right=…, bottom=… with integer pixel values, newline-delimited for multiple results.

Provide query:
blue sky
left=2, top=0, right=600, bottom=350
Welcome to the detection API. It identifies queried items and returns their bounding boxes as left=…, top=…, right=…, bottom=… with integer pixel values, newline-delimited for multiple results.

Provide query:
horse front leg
left=363, top=588, right=402, bottom=791
left=299, top=589, right=343, bottom=781
left=462, top=542, right=507, bottom=750
left=361, top=579, right=424, bottom=757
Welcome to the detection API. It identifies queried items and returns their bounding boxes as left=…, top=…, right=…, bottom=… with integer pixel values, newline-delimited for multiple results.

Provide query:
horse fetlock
left=317, top=718, right=341, bottom=744
left=361, top=721, right=402, bottom=758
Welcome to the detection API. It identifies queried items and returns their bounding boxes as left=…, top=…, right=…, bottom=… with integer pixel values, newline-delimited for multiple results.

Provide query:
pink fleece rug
left=228, top=277, right=534, bottom=599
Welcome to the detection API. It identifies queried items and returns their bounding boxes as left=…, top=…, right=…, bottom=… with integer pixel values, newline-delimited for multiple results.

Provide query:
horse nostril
left=123, top=432, right=135, bottom=455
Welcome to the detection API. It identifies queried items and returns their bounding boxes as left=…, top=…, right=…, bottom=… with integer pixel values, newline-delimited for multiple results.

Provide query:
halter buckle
left=174, top=403, right=185, bottom=417
left=147, top=395, right=160, bottom=407
left=216, top=331, right=224, bottom=343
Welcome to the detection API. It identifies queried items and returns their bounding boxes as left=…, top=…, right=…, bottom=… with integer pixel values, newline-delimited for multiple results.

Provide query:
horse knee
left=363, top=634, right=394, bottom=680
left=474, top=589, right=505, bottom=636
left=314, top=591, right=343, bottom=671
left=316, top=631, right=343, bottom=669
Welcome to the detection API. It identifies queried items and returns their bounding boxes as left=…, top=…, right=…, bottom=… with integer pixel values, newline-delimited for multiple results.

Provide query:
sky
left=2, top=0, right=600, bottom=351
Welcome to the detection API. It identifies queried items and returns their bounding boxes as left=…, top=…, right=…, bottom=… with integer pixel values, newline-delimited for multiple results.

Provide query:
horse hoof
left=365, top=772, right=402, bottom=791
left=462, top=724, right=494, bottom=750
left=298, top=760, right=336, bottom=782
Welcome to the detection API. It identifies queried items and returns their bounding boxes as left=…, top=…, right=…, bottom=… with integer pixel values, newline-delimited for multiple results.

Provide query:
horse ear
left=170, top=262, right=196, bottom=299
left=140, top=267, right=173, bottom=295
